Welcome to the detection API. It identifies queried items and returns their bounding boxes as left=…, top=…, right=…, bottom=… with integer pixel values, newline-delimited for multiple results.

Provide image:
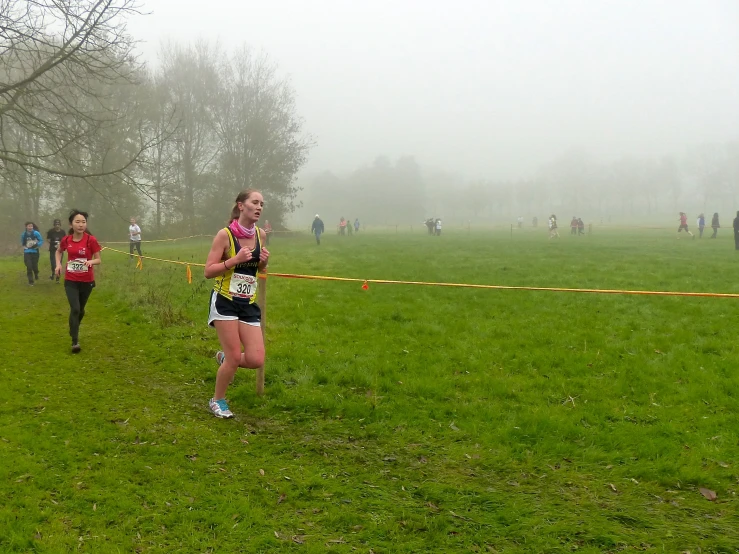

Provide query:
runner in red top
left=55, top=210, right=102, bottom=353
left=677, top=212, right=694, bottom=239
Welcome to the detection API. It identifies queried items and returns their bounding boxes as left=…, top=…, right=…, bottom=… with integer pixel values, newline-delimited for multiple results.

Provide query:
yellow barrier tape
left=101, top=234, right=208, bottom=245
left=101, top=246, right=739, bottom=299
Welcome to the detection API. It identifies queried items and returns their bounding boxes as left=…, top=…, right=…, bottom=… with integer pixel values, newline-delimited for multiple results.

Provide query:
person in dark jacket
left=711, top=213, right=720, bottom=238
left=311, top=215, right=325, bottom=245
left=733, top=212, right=739, bottom=250
left=21, top=222, right=43, bottom=285
left=46, top=219, right=66, bottom=282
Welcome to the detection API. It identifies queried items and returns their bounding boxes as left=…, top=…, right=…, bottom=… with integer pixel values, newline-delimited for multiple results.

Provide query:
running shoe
left=216, top=351, right=225, bottom=365
left=209, top=398, right=234, bottom=419
left=71, top=344, right=81, bottom=354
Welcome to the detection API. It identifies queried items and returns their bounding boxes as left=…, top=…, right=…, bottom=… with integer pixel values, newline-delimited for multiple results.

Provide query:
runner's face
left=72, top=215, right=87, bottom=234
left=130, top=218, right=135, bottom=225
left=26, top=224, right=33, bottom=232
left=239, top=193, right=264, bottom=223
left=54, top=223, right=61, bottom=230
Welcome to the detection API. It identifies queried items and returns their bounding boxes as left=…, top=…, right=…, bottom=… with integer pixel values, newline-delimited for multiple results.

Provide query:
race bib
left=229, top=273, right=257, bottom=299
left=66, top=258, right=89, bottom=273
left=26, top=239, right=36, bottom=248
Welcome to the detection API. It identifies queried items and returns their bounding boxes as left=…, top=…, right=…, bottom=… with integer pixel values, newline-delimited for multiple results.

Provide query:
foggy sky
left=129, top=0, right=739, bottom=180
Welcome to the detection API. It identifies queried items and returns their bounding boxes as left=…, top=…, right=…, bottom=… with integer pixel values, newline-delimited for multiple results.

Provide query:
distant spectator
left=263, top=220, right=272, bottom=246
left=435, top=218, right=442, bottom=236
left=339, top=217, right=347, bottom=236
left=577, top=218, right=585, bottom=235
left=570, top=217, right=578, bottom=235
left=311, top=215, right=324, bottom=245
left=697, top=213, right=705, bottom=238
left=354, top=218, right=360, bottom=233
left=517, top=216, right=523, bottom=228
left=548, top=215, right=559, bottom=239
left=425, top=218, right=435, bottom=235
left=711, top=213, right=720, bottom=238
left=532, top=216, right=538, bottom=228
left=734, top=211, right=739, bottom=250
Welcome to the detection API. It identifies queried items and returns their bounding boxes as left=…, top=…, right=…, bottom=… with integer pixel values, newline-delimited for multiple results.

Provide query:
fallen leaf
left=449, top=422, right=460, bottom=432
left=654, top=349, right=663, bottom=355
left=277, top=493, right=286, bottom=504
left=608, top=483, right=618, bottom=493
left=92, top=503, right=96, bottom=511
left=259, top=469, right=265, bottom=476
left=292, top=535, right=305, bottom=544
left=718, top=461, right=729, bottom=468
left=699, top=488, right=717, bottom=501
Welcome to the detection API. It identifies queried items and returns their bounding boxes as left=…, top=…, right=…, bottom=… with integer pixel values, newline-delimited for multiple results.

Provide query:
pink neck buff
left=229, top=219, right=256, bottom=239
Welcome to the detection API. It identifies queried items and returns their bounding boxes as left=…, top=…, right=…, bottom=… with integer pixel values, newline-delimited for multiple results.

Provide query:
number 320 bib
left=229, top=273, right=257, bottom=300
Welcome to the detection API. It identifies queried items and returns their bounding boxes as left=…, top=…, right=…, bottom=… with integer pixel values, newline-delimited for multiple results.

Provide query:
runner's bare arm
left=258, top=229, right=269, bottom=271
left=84, top=251, right=101, bottom=267
left=204, top=230, right=230, bottom=279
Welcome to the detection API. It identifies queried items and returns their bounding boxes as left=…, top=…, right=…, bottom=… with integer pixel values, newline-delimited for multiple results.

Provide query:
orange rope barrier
left=101, top=246, right=739, bottom=299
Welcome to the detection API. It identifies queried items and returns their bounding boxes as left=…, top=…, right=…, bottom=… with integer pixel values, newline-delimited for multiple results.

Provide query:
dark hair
left=67, top=209, right=91, bottom=235
left=24, top=221, right=39, bottom=232
left=229, top=189, right=261, bottom=221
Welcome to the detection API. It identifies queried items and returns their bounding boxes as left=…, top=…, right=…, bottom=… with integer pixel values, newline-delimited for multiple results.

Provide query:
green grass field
left=1, top=227, right=738, bottom=553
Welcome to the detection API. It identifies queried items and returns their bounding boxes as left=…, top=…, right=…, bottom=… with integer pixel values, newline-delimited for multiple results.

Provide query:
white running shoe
left=216, top=351, right=225, bottom=365
left=209, top=398, right=234, bottom=419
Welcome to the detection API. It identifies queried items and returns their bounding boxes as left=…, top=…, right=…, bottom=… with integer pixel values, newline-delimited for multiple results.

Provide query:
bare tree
left=158, top=41, right=221, bottom=230
left=214, top=47, right=311, bottom=224
left=0, top=0, right=149, bottom=181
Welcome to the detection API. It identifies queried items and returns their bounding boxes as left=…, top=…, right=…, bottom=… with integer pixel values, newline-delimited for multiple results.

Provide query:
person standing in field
left=677, top=212, right=694, bottom=239
left=733, top=211, right=739, bottom=250
left=339, top=217, right=347, bottom=235
left=55, top=210, right=102, bottom=353
left=46, top=219, right=66, bottom=283
left=21, top=222, right=43, bottom=286
left=263, top=220, right=273, bottom=246
left=354, top=218, right=360, bottom=233
left=435, top=218, right=442, bottom=236
left=548, top=215, right=559, bottom=239
left=128, top=217, right=142, bottom=259
left=711, top=213, right=720, bottom=238
left=204, top=189, right=270, bottom=419
left=697, top=213, right=705, bottom=238
left=577, top=218, right=585, bottom=235
left=311, top=214, right=324, bottom=245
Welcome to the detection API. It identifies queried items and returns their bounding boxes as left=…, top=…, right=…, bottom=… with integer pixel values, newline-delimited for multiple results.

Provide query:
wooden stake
left=256, top=271, right=267, bottom=396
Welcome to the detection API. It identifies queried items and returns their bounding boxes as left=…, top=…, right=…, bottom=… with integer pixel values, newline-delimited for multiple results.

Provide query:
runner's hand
left=55, top=266, right=62, bottom=277
left=259, top=248, right=269, bottom=264
left=232, top=247, right=253, bottom=264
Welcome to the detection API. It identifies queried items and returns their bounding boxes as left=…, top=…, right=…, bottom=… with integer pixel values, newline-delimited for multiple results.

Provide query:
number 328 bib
left=229, top=273, right=257, bottom=300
